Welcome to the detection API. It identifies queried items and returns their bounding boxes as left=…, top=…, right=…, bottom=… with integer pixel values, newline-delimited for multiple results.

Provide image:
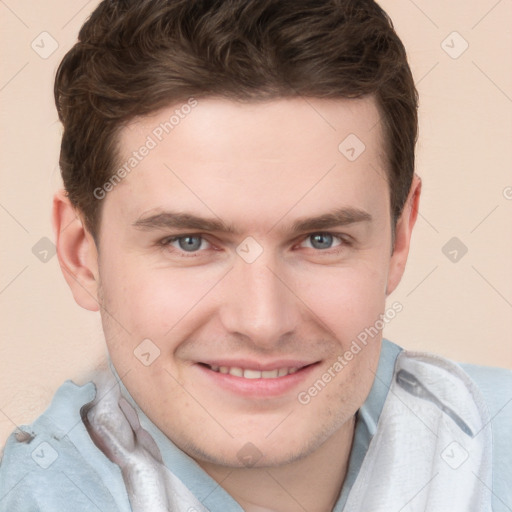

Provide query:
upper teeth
left=209, top=365, right=298, bottom=379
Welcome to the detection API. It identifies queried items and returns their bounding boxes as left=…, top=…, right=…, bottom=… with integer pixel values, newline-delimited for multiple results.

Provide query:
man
left=0, top=0, right=510, bottom=511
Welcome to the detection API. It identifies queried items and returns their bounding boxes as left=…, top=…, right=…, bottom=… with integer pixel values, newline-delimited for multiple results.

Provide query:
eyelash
left=157, top=232, right=352, bottom=258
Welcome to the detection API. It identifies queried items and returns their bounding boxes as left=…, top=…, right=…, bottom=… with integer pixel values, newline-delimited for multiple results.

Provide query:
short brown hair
left=55, top=0, right=418, bottom=242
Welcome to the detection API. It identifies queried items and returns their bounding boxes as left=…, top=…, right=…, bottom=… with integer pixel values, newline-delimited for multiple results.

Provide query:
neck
left=199, top=415, right=356, bottom=512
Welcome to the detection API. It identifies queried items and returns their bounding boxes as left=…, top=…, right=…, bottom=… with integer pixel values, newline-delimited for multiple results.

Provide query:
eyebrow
left=132, top=207, right=372, bottom=236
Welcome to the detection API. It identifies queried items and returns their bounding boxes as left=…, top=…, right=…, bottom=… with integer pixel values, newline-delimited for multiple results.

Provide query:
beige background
left=1, top=0, right=511, bottom=448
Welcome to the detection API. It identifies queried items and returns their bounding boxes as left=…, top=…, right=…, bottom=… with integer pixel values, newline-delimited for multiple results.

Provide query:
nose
left=218, top=253, right=299, bottom=349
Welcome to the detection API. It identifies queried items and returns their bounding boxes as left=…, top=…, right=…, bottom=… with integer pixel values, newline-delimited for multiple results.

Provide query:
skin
left=53, top=96, right=421, bottom=512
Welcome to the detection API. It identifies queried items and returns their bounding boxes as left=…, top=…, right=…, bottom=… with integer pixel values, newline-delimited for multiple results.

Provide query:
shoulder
left=381, top=340, right=512, bottom=434
left=457, top=362, right=512, bottom=438
left=458, top=362, right=512, bottom=511
left=0, top=379, right=130, bottom=512
left=387, top=343, right=512, bottom=511
left=458, top=362, right=512, bottom=410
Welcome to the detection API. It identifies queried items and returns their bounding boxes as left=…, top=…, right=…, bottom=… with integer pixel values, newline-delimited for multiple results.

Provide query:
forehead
left=106, top=96, right=387, bottom=233
left=120, top=95, right=383, bottom=160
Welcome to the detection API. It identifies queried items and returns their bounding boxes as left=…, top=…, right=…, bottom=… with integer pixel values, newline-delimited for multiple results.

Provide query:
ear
left=386, top=174, right=422, bottom=296
left=52, top=189, right=100, bottom=311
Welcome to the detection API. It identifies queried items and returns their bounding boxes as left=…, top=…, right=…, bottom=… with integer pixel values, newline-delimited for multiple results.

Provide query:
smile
left=196, top=361, right=320, bottom=398
left=207, top=365, right=299, bottom=379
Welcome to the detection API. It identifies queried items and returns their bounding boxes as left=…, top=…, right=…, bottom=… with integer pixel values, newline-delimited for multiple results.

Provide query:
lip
left=194, top=360, right=320, bottom=399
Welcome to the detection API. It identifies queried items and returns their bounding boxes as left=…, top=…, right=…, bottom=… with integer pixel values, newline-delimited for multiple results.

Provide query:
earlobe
left=52, top=189, right=101, bottom=312
left=386, top=174, right=422, bottom=296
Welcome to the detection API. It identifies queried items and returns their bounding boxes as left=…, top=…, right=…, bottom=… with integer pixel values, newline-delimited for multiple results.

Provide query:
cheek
left=294, top=261, right=387, bottom=340
left=100, top=258, right=224, bottom=336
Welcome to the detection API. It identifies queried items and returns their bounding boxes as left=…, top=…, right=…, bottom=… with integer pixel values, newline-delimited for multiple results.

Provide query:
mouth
left=195, top=360, right=320, bottom=398
left=203, top=364, right=301, bottom=379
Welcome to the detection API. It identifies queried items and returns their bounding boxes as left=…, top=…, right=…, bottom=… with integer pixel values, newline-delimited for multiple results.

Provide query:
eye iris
left=311, top=233, right=333, bottom=250
left=178, top=236, right=202, bottom=251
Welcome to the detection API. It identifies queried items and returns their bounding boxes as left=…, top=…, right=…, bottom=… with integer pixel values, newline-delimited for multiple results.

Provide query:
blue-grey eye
left=177, top=236, right=203, bottom=251
left=309, top=233, right=334, bottom=250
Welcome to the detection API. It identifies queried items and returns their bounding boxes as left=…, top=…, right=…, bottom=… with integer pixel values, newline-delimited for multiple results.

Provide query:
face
left=86, top=96, right=410, bottom=468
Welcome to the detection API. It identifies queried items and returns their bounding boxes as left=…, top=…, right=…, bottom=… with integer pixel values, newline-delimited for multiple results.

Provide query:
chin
left=181, top=421, right=334, bottom=470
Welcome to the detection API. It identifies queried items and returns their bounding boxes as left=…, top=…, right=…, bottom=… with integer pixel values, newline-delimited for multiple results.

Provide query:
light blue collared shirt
left=0, top=339, right=510, bottom=511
